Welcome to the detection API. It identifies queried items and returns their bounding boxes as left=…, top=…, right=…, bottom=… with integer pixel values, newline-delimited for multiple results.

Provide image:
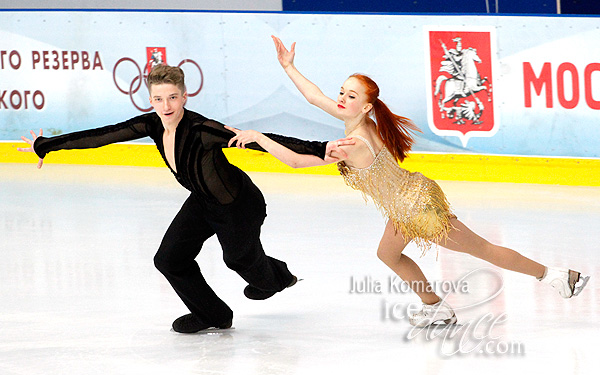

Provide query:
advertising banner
left=1, top=11, right=599, bottom=158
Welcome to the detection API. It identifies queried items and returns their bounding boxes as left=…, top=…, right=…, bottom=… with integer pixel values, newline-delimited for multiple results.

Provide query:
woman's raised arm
left=272, top=36, right=342, bottom=120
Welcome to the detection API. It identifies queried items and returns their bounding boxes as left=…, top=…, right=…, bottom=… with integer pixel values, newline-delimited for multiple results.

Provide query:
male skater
left=19, top=64, right=350, bottom=333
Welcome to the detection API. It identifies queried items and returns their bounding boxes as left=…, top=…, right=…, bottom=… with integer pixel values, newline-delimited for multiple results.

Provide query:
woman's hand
left=324, top=137, right=356, bottom=163
left=225, top=126, right=263, bottom=149
left=17, top=129, right=44, bottom=169
left=271, top=35, right=295, bottom=69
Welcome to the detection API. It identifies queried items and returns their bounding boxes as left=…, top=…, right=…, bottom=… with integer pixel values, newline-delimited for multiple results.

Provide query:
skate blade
left=572, top=275, right=590, bottom=297
left=436, top=315, right=458, bottom=326
left=416, top=315, right=458, bottom=328
left=170, top=326, right=235, bottom=335
left=195, top=326, right=235, bottom=335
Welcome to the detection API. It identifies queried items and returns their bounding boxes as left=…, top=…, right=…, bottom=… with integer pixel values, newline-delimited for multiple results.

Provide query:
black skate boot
left=172, top=314, right=232, bottom=333
left=244, top=276, right=298, bottom=300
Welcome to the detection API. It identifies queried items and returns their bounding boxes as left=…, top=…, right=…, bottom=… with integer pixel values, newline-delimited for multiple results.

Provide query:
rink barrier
left=1, top=142, right=598, bottom=186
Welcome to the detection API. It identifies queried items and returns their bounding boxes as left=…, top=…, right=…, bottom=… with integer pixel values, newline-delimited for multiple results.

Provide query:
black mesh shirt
left=33, top=109, right=328, bottom=204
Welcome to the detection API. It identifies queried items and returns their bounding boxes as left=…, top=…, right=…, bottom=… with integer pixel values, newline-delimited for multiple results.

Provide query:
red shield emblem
left=425, top=27, right=498, bottom=147
left=146, top=47, right=167, bottom=74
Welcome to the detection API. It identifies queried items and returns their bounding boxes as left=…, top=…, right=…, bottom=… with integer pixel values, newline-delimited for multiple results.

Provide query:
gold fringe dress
left=337, top=135, right=455, bottom=255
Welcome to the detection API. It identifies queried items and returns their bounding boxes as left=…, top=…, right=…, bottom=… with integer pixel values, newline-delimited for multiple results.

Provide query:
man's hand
left=18, top=129, right=45, bottom=169
left=324, top=137, right=355, bottom=163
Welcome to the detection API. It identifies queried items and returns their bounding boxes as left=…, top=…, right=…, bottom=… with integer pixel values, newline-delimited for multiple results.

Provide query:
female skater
left=226, top=36, right=590, bottom=327
left=18, top=64, right=352, bottom=333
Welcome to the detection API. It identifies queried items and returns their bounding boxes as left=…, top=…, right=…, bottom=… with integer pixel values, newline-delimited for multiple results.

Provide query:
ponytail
left=372, top=99, right=420, bottom=162
left=349, top=74, right=421, bottom=162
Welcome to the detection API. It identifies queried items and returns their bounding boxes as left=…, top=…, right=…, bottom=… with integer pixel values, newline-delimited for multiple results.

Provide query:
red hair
left=350, top=74, right=421, bottom=162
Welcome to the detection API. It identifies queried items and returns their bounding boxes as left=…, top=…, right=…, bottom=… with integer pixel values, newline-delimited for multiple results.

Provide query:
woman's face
left=336, top=77, right=372, bottom=119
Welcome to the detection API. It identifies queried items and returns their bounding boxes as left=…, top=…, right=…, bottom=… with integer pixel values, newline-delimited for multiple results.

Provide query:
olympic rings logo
left=112, top=58, right=203, bottom=112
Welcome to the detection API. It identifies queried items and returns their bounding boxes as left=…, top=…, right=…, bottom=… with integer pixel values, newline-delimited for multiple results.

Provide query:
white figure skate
left=409, top=299, right=457, bottom=327
left=539, top=267, right=590, bottom=298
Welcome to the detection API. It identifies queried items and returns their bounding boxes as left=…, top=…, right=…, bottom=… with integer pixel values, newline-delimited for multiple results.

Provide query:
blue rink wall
left=0, top=10, right=599, bottom=185
left=282, top=0, right=553, bottom=14
left=4, top=1, right=600, bottom=14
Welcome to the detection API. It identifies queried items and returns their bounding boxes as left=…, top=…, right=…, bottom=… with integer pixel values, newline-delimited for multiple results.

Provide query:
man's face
left=149, top=83, right=187, bottom=128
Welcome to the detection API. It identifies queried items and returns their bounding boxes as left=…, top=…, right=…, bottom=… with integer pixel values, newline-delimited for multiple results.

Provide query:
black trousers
left=153, top=176, right=294, bottom=326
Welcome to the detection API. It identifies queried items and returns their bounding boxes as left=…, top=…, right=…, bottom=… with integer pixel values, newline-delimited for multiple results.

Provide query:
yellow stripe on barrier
left=1, top=142, right=598, bottom=186
left=402, top=153, right=600, bottom=186
left=1, top=142, right=166, bottom=167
